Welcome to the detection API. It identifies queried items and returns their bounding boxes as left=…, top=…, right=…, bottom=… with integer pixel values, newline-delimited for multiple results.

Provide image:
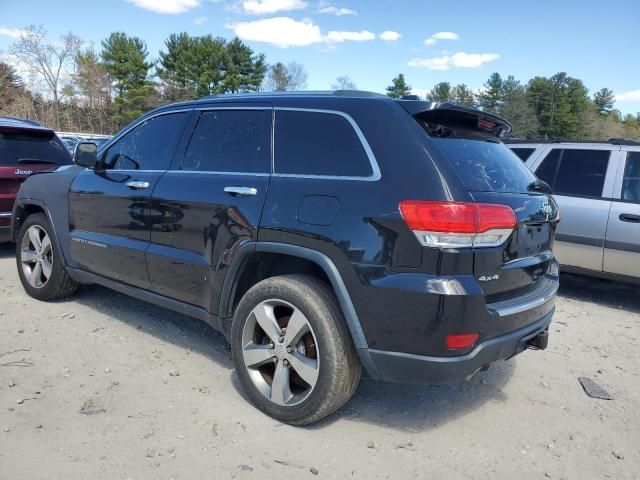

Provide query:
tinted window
left=275, top=110, right=373, bottom=177
left=622, top=152, right=640, bottom=202
left=535, top=149, right=561, bottom=186
left=555, top=150, right=609, bottom=197
left=102, top=113, right=186, bottom=170
left=430, top=139, right=537, bottom=193
left=510, top=147, right=535, bottom=162
left=182, top=110, right=270, bottom=173
left=0, top=130, right=71, bottom=166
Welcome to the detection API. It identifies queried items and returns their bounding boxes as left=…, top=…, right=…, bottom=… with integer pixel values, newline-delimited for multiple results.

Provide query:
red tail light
left=399, top=201, right=517, bottom=248
left=446, top=333, right=480, bottom=350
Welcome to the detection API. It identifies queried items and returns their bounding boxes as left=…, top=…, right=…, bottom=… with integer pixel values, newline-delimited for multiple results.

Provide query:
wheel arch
left=219, top=242, right=377, bottom=375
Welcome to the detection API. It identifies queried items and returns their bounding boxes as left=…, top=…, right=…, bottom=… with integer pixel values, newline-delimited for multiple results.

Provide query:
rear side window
left=510, top=147, right=535, bottom=162
left=429, top=138, right=536, bottom=193
left=536, top=149, right=609, bottom=197
left=275, top=110, right=373, bottom=177
left=102, top=113, right=187, bottom=171
left=182, top=110, right=270, bottom=173
left=622, top=152, right=640, bottom=202
left=0, top=130, right=71, bottom=166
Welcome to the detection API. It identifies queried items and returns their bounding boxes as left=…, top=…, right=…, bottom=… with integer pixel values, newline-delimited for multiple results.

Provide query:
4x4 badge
left=478, top=274, right=500, bottom=282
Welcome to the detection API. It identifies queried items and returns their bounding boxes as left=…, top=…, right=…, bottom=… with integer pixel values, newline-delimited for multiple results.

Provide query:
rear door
left=604, top=148, right=640, bottom=277
left=147, top=106, right=271, bottom=310
left=0, top=127, right=71, bottom=229
left=68, top=111, right=188, bottom=288
left=530, top=145, right=617, bottom=271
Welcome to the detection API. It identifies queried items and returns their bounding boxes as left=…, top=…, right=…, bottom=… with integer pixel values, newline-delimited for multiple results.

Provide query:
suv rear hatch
left=403, top=103, right=560, bottom=301
left=0, top=124, right=71, bottom=227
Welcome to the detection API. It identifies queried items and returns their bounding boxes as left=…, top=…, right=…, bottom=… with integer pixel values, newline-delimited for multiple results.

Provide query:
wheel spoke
left=243, top=344, right=274, bottom=368
left=21, top=249, right=37, bottom=264
left=270, top=361, right=292, bottom=405
left=283, top=309, right=309, bottom=347
left=28, top=227, right=42, bottom=251
left=288, top=352, right=319, bottom=387
left=40, top=234, right=51, bottom=255
left=40, top=258, right=53, bottom=280
left=253, top=303, right=282, bottom=343
left=30, top=262, right=43, bottom=287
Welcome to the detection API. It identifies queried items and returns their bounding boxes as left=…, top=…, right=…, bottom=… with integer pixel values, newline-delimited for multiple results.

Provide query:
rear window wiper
left=17, top=158, right=58, bottom=164
left=527, top=179, right=552, bottom=194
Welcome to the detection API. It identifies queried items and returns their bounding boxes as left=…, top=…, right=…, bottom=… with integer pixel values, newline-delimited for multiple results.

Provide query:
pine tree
left=386, top=74, right=411, bottom=98
left=427, top=82, right=452, bottom=102
left=593, top=88, right=615, bottom=115
left=478, top=72, right=503, bottom=113
left=101, top=32, right=154, bottom=128
left=451, top=84, right=476, bottom=107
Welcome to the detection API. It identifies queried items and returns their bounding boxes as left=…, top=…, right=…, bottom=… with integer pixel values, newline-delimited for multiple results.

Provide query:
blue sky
left=1, top=0, right=639, bottom=114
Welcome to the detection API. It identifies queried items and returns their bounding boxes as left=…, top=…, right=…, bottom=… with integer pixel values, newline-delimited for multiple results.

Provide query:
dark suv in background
left=0, top=117, right=71, bottom=242
left=12, top=92, right=560, bottom=425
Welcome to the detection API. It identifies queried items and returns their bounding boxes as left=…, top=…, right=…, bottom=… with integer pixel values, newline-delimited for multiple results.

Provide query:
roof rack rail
left=197, top=90, right=385, bottom=101
left=503, top=138, right=640, bottom=146
left=0, top=116, right=41, bottom=126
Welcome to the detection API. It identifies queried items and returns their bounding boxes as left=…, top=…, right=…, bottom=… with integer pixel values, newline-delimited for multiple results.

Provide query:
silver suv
left=506, top=140, right=640, bottom=284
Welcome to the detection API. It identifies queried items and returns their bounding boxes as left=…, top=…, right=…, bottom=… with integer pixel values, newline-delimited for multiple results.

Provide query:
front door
left=147, top=107, right=272, bottom=311
left=68, top=112, right=189, bottom=289
left=604, top=148, right=640, bottom=277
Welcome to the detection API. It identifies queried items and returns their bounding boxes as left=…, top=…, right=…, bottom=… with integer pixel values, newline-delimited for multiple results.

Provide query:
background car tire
left=231, top=274, right=361, bottom=425
left=16, top=213, right=78, bottom=301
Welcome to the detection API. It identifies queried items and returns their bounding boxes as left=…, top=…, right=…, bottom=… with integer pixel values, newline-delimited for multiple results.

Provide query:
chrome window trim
left=272, top=107, right=381, bottom=182
left=164, top=170, right=270, bottom=177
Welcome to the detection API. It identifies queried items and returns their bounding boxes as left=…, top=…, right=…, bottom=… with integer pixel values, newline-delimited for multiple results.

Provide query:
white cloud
left=616, top=89, right=640, bottom=102
left=326, top=30, right=375, bottom=43
left=126, top=0, right=201, bottom=14
left=379, top=30, right=401, bottom=41
left=410, top=88, right=429, bottom=100
left=432, top=31, right=458, bottom=40
left=226, top=17, right=322, bottom=47
left=409, top=51, right=499, bottom=70
left=227, top=17, right=377, bottom=47
left=0, top=27, right=30, bottom=39
left=242, top=0, right=307, bottom=14
left=318, top=5, right=356, bottom=15
left=424, top=31, right=459, bottom=46
left=194, top=16, right=208, bottom=24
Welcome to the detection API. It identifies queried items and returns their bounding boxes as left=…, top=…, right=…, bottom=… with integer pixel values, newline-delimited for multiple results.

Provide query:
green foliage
left=478, top=73, right=503, bottom=113
left=386, top=73, right=411, bottom=98
left=427, top=82, right=452, bottom=102
left=593, top=88, right=615, bottom=115
left=101, top=32, right=154, bottom=128
left=451, top=84, right=476, bottom=107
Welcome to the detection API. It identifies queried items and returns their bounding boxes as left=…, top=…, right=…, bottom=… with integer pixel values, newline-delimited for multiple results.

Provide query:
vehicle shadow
left=559, top=273, right=640, bottom=314
left=67, top=282, right=515, bottom=433
left=66, top=284, right=234, bottom=370
left=0, top=242, right=15, bottom=258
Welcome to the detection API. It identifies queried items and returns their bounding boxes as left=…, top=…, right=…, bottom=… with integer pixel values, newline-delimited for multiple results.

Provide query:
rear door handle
left=619, top=213, right=640, bottom=223
left=224, top=186, right=258, bottom=196
left=126, top=181, right=150, bottom=189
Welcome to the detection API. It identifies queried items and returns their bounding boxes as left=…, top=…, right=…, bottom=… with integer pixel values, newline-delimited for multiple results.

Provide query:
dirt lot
left=0, top=242, right=638, bottom=480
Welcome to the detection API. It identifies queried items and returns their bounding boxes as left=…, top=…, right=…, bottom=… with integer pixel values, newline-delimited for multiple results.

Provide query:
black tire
left=16, top=212, right=78, bottom=301
left=231, top=274, right=361, bottom=425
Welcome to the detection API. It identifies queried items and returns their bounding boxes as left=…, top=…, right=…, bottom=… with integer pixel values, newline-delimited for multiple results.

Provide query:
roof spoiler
left=396, top=100, right=512, bottom=137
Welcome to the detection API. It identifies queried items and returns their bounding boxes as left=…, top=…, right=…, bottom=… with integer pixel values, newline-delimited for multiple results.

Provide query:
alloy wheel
left=20, top=225, right=53, bottom=289
left=241, top=299, right=320, bottom=407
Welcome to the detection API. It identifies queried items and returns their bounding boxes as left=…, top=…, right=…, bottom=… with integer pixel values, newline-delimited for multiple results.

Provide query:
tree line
left=1, top=25, right=639, bottom=140
left=386, top=72, right=640, bottom=140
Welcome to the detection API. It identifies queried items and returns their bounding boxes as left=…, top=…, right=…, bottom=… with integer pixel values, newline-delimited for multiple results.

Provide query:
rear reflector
left=446, top=333, right=480, bottom=350
left=399, top=201, right=517, bottom=248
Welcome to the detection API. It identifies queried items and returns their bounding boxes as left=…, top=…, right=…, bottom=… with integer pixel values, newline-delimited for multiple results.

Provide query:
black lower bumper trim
left=0, top=225, right=11, bottom=243
left=365, top=308, right=554, bottom=384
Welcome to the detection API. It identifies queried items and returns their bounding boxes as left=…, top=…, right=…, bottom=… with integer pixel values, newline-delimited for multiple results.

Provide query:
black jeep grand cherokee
left=12, top=91, right=559, bottom=425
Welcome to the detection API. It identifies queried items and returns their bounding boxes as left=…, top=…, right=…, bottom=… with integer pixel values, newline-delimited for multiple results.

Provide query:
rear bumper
left=364, top=308, right=554, bottom=384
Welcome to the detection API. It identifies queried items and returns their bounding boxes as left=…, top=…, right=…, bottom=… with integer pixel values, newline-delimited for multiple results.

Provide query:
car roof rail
left=503, top=138, right=640, bottom=146
left=0, top=116, right=42, bottom=126
left=197, top=90, right=385, bottom=100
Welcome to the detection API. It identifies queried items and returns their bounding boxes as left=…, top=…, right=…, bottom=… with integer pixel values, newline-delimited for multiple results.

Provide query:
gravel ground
left=0, top=242, right=638, bottom=479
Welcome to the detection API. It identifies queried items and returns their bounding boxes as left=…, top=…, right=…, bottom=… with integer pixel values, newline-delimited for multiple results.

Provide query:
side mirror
left=74, top=141, right=98, bottom=168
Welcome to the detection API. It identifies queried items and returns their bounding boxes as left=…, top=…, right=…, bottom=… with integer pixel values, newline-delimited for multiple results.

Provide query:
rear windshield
left=430, top=138, right=537, bottom=193
left=0, top=130, right=72, bottom=166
